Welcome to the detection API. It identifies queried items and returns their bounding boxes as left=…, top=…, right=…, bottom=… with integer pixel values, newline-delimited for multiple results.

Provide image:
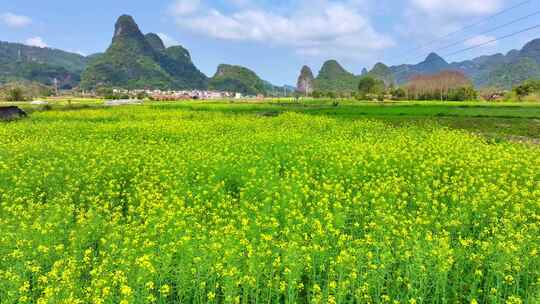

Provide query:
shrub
left=6, top=87, right=25, bottom=102
left=311, top=90, right=324, bottom=98
left=390, top=87, right=406, bottom=100
left=448, top=86, right=477, bottom=101
left=514, top=79, right=540, bottom=100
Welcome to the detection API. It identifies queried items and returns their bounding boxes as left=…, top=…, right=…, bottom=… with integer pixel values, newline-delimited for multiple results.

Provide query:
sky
left=1, top=0, right=539, bottom=85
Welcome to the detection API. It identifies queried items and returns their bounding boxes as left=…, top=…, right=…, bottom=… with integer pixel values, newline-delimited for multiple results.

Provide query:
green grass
left=149, top=100, right=540, bottom=140
left=168, top=102, right=540, bottom=119
left=5, top=98, right=540, bottom=140
left=3, top=98, right=540, bottom=138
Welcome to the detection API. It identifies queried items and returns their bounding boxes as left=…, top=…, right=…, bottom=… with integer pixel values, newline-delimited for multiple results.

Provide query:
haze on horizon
left=1, top=0, right=539, bottom=85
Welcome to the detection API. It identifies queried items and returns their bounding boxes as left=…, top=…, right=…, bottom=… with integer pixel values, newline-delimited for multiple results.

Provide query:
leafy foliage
left=484, top=58, right=540, bottom=90
left=0, top=41, right=85, bottom=88
left=0, top=41, right=88, bottom=73
left=357, top=76, right=385, bottom=99
left=0, top=81, right=53, bottom=101
left=519, top=38, right=540, bottom=65
left=513, top=79, right=540, bottom=99
left=145, top=33, right=165, bottom=51
left=160, top=46, right=208, bottom=89
left=0, top=62, right=80, bottom=89
left=5, top=87, right=24, bottom=101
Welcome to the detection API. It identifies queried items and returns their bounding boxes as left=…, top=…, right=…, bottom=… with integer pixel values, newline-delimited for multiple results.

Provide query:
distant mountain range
left=0, top=14, right=539, bottom=93
left=299, top=38, right=540, bottom=93
left=296, top=61, right=396, bottom=94
left=0, top=41, right=88, bottom=89
left=390, top=39, right=540, bottom=88
left=0, top=15, right=291, bottom=94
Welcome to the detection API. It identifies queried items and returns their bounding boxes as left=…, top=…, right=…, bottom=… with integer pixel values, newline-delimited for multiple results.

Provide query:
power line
left=403, top=0, right=532, bottom=55
left=415, top=9, right=540, bottom=61
left=392, top=23, right=540, bottom=78
left=446, top=23, right=540, bottom=57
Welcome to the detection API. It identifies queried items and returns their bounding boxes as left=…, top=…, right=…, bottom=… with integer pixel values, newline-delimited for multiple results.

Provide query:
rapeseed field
left=0, top=105, right=539, bottom=303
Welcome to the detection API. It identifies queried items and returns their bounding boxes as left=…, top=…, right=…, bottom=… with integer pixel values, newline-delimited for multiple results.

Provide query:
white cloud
left=25, top=37, right=47, bottom=48
left=410, top=0, right=503, bottom=17
left=169, top=0, right=394, bottom=60
left=1, top=12, right=32, bottom=28
left=399, top=0, right=506, bottom=45
left=170, top=0, right=201, bottom=16
left=463, top=34, right=497, bottom=47
left=157, top=33, right=179, bottom=47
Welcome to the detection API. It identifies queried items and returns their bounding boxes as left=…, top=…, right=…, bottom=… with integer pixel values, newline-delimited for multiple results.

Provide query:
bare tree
left=405, top=71, right=473, bottom=101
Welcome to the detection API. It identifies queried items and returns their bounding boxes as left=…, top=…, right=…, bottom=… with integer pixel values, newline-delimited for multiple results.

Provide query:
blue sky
left=1, top=0, right=539, bottom=85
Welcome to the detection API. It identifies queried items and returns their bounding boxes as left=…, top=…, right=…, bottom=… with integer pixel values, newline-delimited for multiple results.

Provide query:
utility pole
left=53, top=78, right=59, bottom=96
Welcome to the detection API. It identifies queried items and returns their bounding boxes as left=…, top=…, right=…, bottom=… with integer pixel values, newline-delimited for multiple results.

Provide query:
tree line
left=309, top=70, right=479, bottom=101
left=310, top=70, right=540, bottom=102
left=1, top=72, right=539, bottom=102
left=308, top=70, right=539, bottom=102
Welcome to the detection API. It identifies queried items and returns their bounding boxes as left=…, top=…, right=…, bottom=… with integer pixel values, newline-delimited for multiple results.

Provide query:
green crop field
left=1, top=101, right=539, bottom=303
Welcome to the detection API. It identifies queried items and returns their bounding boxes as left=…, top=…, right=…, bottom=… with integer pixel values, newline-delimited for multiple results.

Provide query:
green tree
left=514, top=79, right=540, bottom=100
left=448, top=87, right=477, bottom=101
left=326, top=91, right=337, bottom=99
left=311, top=90, right=324, bottom=98
left=96, top=87, right=124, bottom=99
left=357, top=76, right=385, bottom=100
left=390, top=87, right=406, bottom=100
